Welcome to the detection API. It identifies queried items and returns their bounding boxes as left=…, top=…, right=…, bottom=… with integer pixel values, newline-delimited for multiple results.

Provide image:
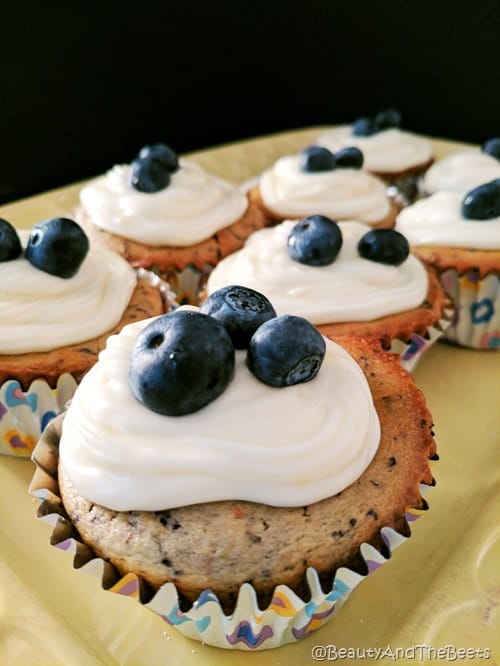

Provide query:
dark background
left=1, top=1, right=499, bottom=204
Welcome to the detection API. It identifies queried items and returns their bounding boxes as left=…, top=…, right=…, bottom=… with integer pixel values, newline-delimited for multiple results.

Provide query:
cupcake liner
left=155, top=263, right=214, bottom=306
left=389, top=297, right=455, bottom=372
left=0, top=269, right=176, bottom=458
left=439, top=269, right=499, bottom=349
left=29, top=417, right=432, bottom=651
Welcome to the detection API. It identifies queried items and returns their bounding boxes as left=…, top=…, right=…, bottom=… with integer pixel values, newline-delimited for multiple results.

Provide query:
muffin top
left=258, top=153, right=392, bottom=223
left=207, top=221, right=428, bottom=325
left=79, top=159, right=248, bottom=246
left=396, top=185, right=500, bottom=249
left=316, top=126, right=432, bottom=173
left=59, top=311, right=380, bottom=512
left=0, top=228, right=136, bottom=354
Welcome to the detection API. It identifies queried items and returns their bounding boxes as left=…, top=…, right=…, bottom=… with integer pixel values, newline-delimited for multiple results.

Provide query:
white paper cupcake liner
left=439, top=269, right=500, bottom=349
left=30, top=420, right=432, bottom=651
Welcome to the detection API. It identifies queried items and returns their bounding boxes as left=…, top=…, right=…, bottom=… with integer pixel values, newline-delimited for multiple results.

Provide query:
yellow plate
left=1, top=129, right=499, bottom=664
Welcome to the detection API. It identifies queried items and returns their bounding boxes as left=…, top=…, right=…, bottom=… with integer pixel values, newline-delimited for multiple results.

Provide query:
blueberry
left=374, top=108, right=402, bottom=130
left=358, top=228, right=410, bottom=266
left=0, top=218, right=22, bottom=262
left=129, top=310, right=235, bottom=416
left=247, top=315, right=326, bottom=388
left=461, top=179, right=500, bottom=220
left=300, top=146, right=336, bottom=172
left=482, top=137, right=500, bottom=161
left=131, top=156, right=171, bottom=193
left=288, top=215, right=343, bottom=266
left=138, top=143, right=179, bottom=172
left=200, top=285, right=277, bottom=349
left=352, top=116, right=377, bottom=137
left=334, top=146, right=364, bottom=169
left=25, top=218, right=89, bottom=278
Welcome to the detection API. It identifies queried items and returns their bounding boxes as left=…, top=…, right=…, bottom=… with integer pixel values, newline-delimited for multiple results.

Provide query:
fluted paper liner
left=30, top=415, right=432, bottom=650
left=0, top=269, right=177, bottom=457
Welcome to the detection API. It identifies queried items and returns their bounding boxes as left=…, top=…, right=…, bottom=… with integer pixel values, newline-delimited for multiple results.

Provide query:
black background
left=1, top=1, right=499, bottom=204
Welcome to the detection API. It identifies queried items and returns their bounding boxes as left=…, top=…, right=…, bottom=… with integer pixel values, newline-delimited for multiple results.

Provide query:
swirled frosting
left=422, top=149, right=500, bottom=194
left=396, top=192, right=500, bottom=249
left=259, top=154, right=392, bottom=223
left=0, top=232, right=136, bottom=354
left=315, top=126, right=433, bottom=173
left=207, top=221, right=428, bottom=324
left=59, top=313, right=380, bottom=511
left=79, top=160, right=248, bottom=246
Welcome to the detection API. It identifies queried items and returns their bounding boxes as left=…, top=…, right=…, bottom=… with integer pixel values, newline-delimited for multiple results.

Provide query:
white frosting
left=59, top=314, right=380, bottom=511
left=79, top=159, right=248, bottom=246
left=422, top=149, right=500, bottom=194
left=259, top=154, right=392, bottom=223
left=207, top=221, right=428, bottom=324
left=316, top=126, right=433, bottom=173
left=396, top=191, right=500, bottom=250
left=0, top=232, right=136, bottom=354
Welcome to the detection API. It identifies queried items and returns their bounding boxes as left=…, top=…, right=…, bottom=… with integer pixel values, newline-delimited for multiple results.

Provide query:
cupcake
left=315, top=109, right=434, bottom=202
left=248, top=145, right=399, bottom=228
left=31, top=301, right=436, bottom=649
left=205, top=219, right=451, bottom=369
left=77, top=143, right=268, bottom=304
left=0, top=216, right=170, bottom=457
left=422, top=137, right=500, bottom=195
left=395, top=179, right=500, bottom=349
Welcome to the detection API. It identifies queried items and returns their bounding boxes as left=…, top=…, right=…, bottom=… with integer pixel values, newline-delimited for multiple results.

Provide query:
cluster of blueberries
left=0, top=217, right=89, bottom=278
left=300, top=145, right=364, bottom=172
left=129, top=286, right=326, bottom=416
left=288, top=215, right=410, bottom=267
left=130, top=143, right=179, bottom=193
left=351, top=108, right=403, bottom=137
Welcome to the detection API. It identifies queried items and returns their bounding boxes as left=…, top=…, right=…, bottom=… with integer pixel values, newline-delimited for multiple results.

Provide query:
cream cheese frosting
left=422, top=149, right=500, bottom=194
left=0, top=232, right=136, bottom=354
left=395, top=191, right=500, bottom=249
left=207, top=221, right=428, bottom=324
left=59, top=313, right=381, bottom=511
left=79, top=159, right=248, bottom=246
left=315, top=126, right=433, bottom=173
left=259, top=154, right=392, bottom=223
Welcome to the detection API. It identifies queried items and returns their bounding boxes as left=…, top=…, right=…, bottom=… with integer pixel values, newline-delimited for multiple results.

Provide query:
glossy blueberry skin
left=461, top=178, right=500, bottom=220
left=0, top=218, right=22, bottom=262
left=247, top=315, right=326, bottom=388
left=129, top=310, right=235, bottom=416
left=288, top=215, right=343, bottom=266
left=374, top=108, right=402, bottom=130
left=482, top=137, right=500, bottom=161
left=358, top=228, right=410, bottom=266
left=352, top=116, right=377, bottom=137
left=131, top=156, right=171, bottom=193
left=25, top=218, right=89, bottom=278
left=334, top=146, right=364, bottom=169
left=300, top=146, right=336, bottom=172
left=200, top=285, right=277, bottom=349
left=139, top=143, right=179, bottom=172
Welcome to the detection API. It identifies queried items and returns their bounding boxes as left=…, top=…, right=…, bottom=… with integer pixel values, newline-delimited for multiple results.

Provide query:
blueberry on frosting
left=25, top=217, right=89, bottom=278
left=461, top=179, right=500, bottom=220
left=334, top=146, right=364, bottom=169
left=200, top=285, right=277, bottom=349
left=0, top=218, right=22, bottom=262
left=300, top=146, right=337, bottom=172
left=288, top=215, right=343, bottom=266
left=358, top=228, right=410, bottom=266
left=352, top=116, right=377, bottom=137
left=131, top=143, right=179, bottom=193
left=247, top=315, right=326, bottom=388
left=482, top=138, right=500, bottom=161
left=129, top=310, right=235, bottom=416
left=353, top=108, right=402, bottom=136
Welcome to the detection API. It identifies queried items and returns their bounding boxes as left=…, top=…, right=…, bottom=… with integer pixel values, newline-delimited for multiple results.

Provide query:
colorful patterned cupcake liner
left=439, top=269, right=499, bottom=350
left=29, top=418, right=432, bottom=650
left=0, top=269, right=177, bottom=458
left=389, top=299, right=455, bottom=372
